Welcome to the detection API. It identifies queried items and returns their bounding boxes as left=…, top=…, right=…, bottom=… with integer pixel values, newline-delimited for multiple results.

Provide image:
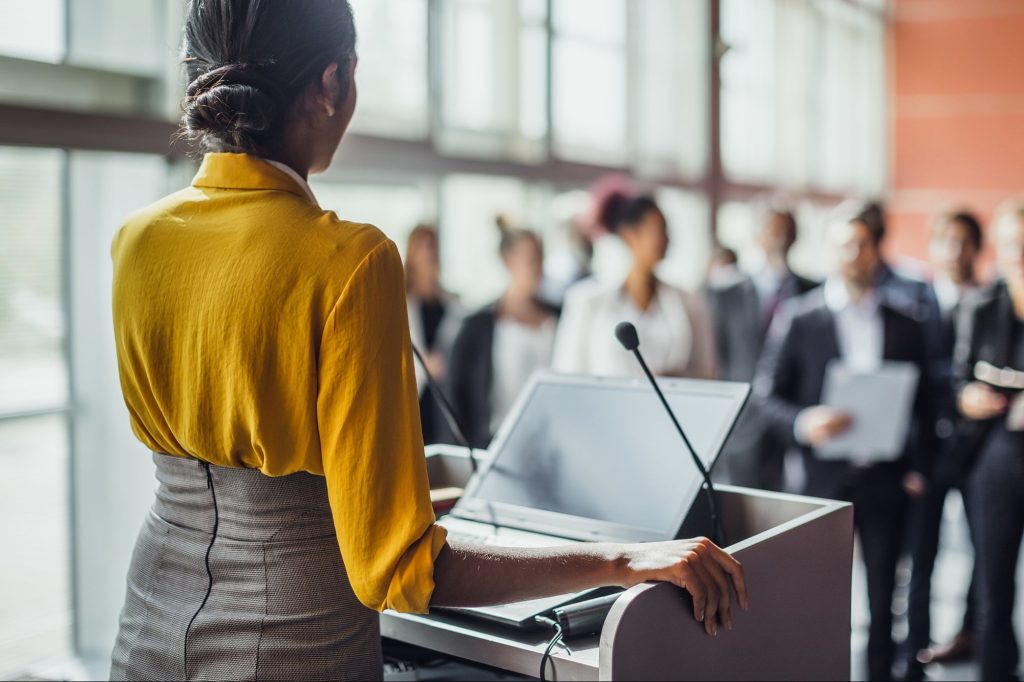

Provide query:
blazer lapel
left=882, top=305, right=900, bottom=361
left=814, top=303, right=842, bottom=363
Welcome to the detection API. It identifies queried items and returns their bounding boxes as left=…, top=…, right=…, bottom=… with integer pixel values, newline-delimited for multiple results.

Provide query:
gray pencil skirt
left=109, top=453, right=382, bottom=681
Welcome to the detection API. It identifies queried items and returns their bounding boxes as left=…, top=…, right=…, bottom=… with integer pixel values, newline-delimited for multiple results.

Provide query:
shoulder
left=462, top=305, right=499, bottom=332
left=794, top=274, right=820, bottom=294
left=964, top=281, right=1008, bottom=323
left=778, top=288, right=827, bottom=330
left=562, top=277, right=615, bottom=309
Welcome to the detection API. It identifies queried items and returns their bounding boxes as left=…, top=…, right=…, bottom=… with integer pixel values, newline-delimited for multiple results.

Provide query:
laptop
left=437, top=371, right=750, bottom=628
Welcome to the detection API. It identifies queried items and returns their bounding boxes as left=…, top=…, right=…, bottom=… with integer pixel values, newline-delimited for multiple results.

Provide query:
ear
left=319, top=62, right=340, bottom=116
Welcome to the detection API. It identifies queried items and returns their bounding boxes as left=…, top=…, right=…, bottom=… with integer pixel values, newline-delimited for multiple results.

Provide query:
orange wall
left=888, top=0, right=1024, bottom=275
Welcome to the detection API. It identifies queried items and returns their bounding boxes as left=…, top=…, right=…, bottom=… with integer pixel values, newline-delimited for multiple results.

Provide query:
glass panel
left=66, top=0, right=168, bottom=77
left=789, top=201, right=836, bottom=281
left=66, top=151, right=176, bottom=657
left=0, top=414, right=72, bottom=678
left=439, top=174, right=529, bottom=308
left=720, top=0, right=776, bottom=182
left=632, top=0, right=709, bottom=179
left=774, top=0, right=816, bottom=187
left=554, top=0, right=626, bottom=45
left=551, top=0, right=627, bottom=164
left=348, top=0, right=429, bottom=138
left=311, top=181, right=432, bottom=260
left=439, top=0, right=547, bottom=159
left=655, top=189, right=711, bottom=292
left=0, top=0, right=64, bottom=62
left=442, top=0, right=507, bottom=133
left=519, top=23, right=548, bottom=142
left=0, top=147, right=67, bottom=414
left=716, top=200, right=761, bottom=273
left=552, top=39, right=627, bottom=163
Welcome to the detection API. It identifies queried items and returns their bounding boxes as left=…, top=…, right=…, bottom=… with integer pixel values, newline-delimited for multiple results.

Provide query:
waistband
left=151, top=452, right=335, bottom=542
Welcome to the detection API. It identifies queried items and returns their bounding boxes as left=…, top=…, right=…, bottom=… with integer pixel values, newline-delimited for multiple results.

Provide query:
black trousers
left=906, top=477, right=977, bottom=658
left=968, top=427, right=1024, bottom=681
left=843, top=467, right=911, bottom=682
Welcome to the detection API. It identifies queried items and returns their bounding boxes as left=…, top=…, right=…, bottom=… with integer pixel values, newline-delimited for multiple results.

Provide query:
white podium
left=381, top=445, right=854, bottom=681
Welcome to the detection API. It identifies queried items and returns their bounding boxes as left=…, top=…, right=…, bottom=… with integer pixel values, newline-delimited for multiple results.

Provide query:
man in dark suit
left=708, top=207, right=817, bottom=490
left=906, top=211, right=984, bottom=678
left=756, top=210, right=933, bottom=682
left=957, top=204, right=1024, bottom=681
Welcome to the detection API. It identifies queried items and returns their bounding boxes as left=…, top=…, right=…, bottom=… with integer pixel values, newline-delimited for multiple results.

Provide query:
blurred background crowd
left=2, top=1, right=1023, bottom=681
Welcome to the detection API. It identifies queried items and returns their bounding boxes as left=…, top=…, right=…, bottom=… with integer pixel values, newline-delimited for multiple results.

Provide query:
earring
left=325, top=103, right=336, bottom=117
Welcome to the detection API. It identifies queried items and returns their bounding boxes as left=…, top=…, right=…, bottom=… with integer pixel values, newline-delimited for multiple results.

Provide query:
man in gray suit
left=708, top=207, right=818, bottom=490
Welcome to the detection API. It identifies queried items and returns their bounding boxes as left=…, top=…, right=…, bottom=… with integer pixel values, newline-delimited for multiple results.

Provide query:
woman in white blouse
left=449, top=222, right=559, bottom=447
left=553, top=193, right=717, bottom=379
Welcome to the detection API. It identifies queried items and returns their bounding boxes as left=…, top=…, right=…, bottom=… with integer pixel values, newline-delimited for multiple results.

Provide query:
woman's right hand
left=618, top=538, right=749, bottom=636
left=959, top=381, right=1008, bottom=421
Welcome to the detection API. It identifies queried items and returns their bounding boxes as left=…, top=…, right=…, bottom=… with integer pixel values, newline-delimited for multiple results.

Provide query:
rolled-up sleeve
left=317, top=237, right=448, bottom=613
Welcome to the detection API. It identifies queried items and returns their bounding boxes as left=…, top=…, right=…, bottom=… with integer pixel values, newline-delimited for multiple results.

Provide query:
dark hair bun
left=596, top=191, right=630, bottom=233
left=181, top=0, right=357, bottom=156
left=184, top=63, right=282, bottom=155
left=596, top=192, right=660, bottom=234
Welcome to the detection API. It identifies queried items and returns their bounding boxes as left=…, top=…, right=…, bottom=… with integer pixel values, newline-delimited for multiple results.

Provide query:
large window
left=348, top=0, right=430, bottom=139
left=551, top=0, right=628, bottom=164
left=631, top=0, right=710, bottom=180
left=438, top=0, right=548, bottom=160
left=720, top=0, right=885, bottom=194
left=0, top=0, right=65, bottom=62
left=0, top=147, right=71, bottom=678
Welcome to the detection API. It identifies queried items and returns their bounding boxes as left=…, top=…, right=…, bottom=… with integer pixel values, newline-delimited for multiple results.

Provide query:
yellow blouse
left=111, top=153, right=447, bottom=614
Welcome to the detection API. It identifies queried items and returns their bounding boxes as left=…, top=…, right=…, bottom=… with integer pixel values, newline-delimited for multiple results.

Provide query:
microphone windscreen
left=614, top=321, right=640, bottom=351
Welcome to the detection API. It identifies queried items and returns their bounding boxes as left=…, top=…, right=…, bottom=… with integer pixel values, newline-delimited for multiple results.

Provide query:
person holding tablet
left=107, top=2, right=748, bottom=680
left=756, top=209, right=932, bottom=682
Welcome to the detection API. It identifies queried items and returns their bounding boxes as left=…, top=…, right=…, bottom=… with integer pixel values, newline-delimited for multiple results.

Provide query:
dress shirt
left=552, top=278, right=717, bottom=379
left=824, top=276, right=884, bottom=373
left=795, top=278, right=884, bottom=451
left=264, top=158, right=318, bottom=204
left=752, top=265, right=787, bottom=318
left=112, top=153, right=445, bottom=614
left=490, top=317, right=557, bottom=431
left=932, top=275, right=976, bottom=316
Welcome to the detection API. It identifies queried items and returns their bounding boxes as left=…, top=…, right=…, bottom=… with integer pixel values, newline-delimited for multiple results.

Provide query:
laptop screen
left=458, top=374, right=749, bottom=542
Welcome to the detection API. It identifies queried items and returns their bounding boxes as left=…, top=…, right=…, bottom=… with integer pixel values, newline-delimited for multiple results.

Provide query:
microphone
left=614, top=322, right=723, bottom=545
left=411, top=344, right=478, bottom=473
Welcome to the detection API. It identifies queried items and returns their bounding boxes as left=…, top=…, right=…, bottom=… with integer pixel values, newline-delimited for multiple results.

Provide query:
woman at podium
left=106, top=1, right=747, bottom=679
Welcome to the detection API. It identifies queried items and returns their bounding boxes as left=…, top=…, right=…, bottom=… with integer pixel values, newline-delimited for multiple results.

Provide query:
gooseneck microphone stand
left=614, top=322, right=723, bottom=546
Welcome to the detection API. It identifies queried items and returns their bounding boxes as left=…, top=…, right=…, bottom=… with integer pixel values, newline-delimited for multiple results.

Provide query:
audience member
left=449, top=219, right=559, bottom=448
left=553, top=193, right=716, bottom=378
left=959, top=202, right=1024, bottom=681
left=756, top=209, right=933, bottom=682
left=857, top=201, right=938, bottom=322
left=708, top=207, right=818, bottom=489
left=706, top=246, right=743, bottom=289
left=907, top=211, right=985, bottom=678
left=405, top=223, right=465, bottom=444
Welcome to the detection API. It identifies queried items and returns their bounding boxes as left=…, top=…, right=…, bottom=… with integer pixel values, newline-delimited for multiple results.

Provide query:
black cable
left=183, top=460, right=219, bottom=681
left=411, top=344, right=478, bottom=472
left=540, top=627, right=563, bottom=682
left=631, top=349, right=725, bottom=546
left=535, top=616, right=571, bottom=681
